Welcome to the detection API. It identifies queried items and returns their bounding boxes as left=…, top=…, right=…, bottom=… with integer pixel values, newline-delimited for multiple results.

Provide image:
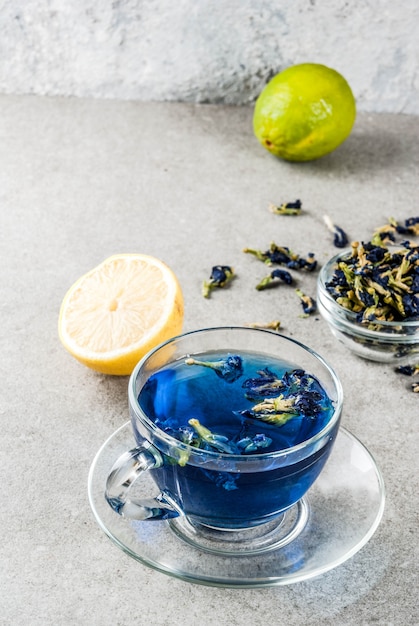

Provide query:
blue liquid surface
left=138, top=351, right=338, bottom=528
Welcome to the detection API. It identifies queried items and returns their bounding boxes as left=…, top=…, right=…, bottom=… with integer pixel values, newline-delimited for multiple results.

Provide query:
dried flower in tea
left=236, top=433, right=273, bottom=452
left=185, top=354, right=244, bottom=383
left=188, top=419, right=241, bottom=454
left=242, top=367, right=285, bottom=400
left=187, top=419, right=273, bottom=456
left=240, top=368, right=326, bottom=426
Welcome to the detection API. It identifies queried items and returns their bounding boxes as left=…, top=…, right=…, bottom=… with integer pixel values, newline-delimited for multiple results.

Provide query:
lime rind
left=253, top=63, right=356, bottom=162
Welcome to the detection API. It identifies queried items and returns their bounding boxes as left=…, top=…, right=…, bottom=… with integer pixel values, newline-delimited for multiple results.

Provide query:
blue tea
left=137, top=350, right=337, bottom=529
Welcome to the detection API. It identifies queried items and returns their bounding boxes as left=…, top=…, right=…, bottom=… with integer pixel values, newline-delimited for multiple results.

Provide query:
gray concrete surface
left=0, top=2, right=418, bottom=114
left=1, top=94, right=418, bottom=625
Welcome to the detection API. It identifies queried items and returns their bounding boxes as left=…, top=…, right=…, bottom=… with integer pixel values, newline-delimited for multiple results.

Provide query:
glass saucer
left=88, top=422, right=385, bottom=588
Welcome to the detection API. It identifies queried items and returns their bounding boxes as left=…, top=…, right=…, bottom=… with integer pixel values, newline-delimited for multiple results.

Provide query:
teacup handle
left=105, top=444, right=182, bottom=521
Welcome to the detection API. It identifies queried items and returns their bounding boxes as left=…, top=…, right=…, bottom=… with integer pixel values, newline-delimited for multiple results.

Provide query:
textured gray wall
left=0, top=1, right=418, bottom=114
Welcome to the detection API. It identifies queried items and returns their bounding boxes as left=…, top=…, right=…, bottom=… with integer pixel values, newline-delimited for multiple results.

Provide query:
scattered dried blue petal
left=405, top=217, right=419, bottom=235
left=323, top=215, right=349, bottom=248
left=243, top=242, right=317, bottom=272
left=295, top=288, right=317, bottom=316
left=269, top=200, right=302, bottom=215
left=299, top=253, right=318, bottom=272
left=256, top=268, right=293, bottom=290
left=395, top=216, right=419, bottom=236
left=202, top=265, right=235, bottom=298
left=396, top=361, right=419, bottom=393
left=272, top=269, right=293, bottom=284
left=395, top=364, right=419, bottom=376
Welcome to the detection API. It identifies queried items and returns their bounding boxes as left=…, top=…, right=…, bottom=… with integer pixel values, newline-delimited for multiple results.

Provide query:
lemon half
left=253, top=63, right=356, bottom=162
left=58, top=254, right=184, bottom=375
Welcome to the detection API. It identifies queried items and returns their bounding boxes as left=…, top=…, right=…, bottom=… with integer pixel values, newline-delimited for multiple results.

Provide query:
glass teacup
left=105, top=327, right=343, bottom=554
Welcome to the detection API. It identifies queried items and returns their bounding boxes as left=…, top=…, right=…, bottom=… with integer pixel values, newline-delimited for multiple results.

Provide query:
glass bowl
left=317, top=246, right=419, bottom=363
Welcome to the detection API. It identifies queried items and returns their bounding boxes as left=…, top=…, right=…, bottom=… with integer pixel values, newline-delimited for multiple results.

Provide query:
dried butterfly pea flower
left=269, top=199, right=302, bottom=215
left=395, top=363, right=419, bottom=393
left=243, top=243, right=294, bottom=265
left=404, top=217, right=419, bottom=235
left=395, top=364, right=419, bottom=376
left=242, top=367, right=285, bottom=400
left=255, top=268, right=293, bottom=291
left=371, top=216, right=419, bottom=246
left=402, top=293, right=419, bottom=318
left=323, top=215, right=349, bottom=248
left=236, top=433, right=273, bottom=453
left=389, top=216, right=419, bottom=237
left=170, top=364, right=329, bottom=459
left=163, top=425, right=201, bottom=464
left=294, top=390, right=324, bottom=415
left=325, top=242, right=419, bottom=322
left=246, top=320, right=282, bottom=331
left=185, top=354, right=243, bottom=383
left=371, top=228, right=397, bottom=247
left=295, top=288, right=317, bottom=316
left=188, top=419, right=240, bottom=454
left=187, top=419, right=273, bottom=455
left=202, top=265, right=235, bottom=298
left=243, top=394, right=299, bottom=426
left=243, top=242, right=317, bottom=271
left=287, top=252, right=317, bottom=271
left=240, top=368, right=326, bottom=425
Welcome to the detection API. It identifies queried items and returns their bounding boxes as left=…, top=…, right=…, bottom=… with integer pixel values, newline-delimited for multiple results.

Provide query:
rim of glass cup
left=318, top=249, right=419, bottom=334
left=128, top=326, right=343, bottom=463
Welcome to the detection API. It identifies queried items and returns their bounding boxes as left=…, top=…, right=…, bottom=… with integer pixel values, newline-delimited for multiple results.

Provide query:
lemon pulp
left=58, top=254, right=184, bottom=375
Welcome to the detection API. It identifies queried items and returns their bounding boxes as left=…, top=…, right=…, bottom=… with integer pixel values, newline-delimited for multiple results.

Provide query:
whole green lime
left=253, top=63, right=356, bottom=162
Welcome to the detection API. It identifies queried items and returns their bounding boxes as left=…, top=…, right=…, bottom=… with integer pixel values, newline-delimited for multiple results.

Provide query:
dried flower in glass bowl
left=317, top=240, right=419, bottom=363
